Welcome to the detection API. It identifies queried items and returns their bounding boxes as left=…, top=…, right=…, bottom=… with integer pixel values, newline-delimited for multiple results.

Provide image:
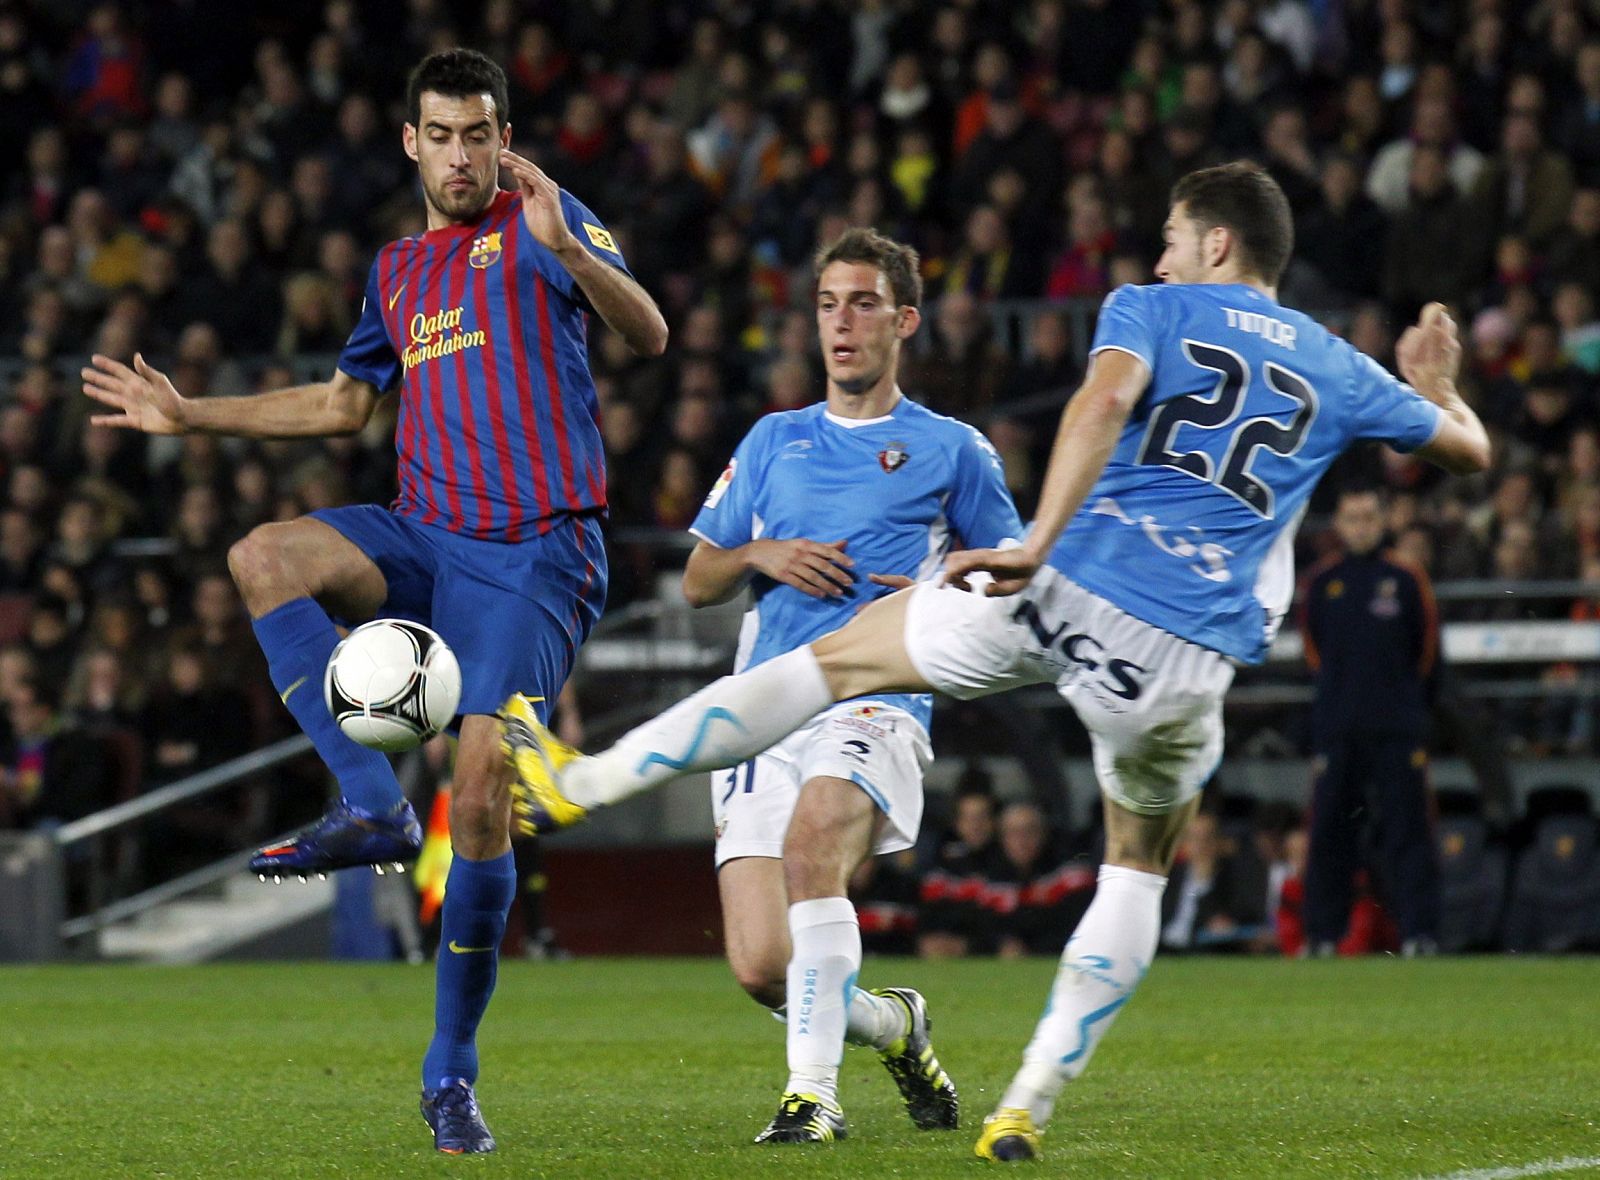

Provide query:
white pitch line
left=1419, top=1157, right=1600, bottom=1180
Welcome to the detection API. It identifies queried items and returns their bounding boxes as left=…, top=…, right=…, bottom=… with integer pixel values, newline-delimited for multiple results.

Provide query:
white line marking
left=1419, top=1157, right=1600, bottom=1180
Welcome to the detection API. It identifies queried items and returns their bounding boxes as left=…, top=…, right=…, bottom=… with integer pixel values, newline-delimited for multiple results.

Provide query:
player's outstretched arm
left=946, top=349, right=1150, bottom=596
left=500, top=149, right=668, bottom=357
left=83, top=353, right=383, bottom=439
left=682, top=537, right=854, bottom=607
left=1398, top=303, right=1490, bottom=475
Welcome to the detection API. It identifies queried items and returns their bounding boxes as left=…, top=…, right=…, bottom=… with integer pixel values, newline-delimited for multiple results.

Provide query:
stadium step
left=97, top=872, right=335, bottom=964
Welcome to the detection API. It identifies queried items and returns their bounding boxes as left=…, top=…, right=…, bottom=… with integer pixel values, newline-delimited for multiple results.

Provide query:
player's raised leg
left=418, top=712, right=515, bottom=1154
left=976, top=793, right=1201, bottom=1163
left=231, top=518, right=422, bottom=880
left=502, top=589, right=927, bottom=832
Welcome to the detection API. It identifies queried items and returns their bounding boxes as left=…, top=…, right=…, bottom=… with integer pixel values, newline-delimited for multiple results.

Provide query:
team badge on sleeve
left=469, top=231, right=503, bottom=269
left=878, top=442, right=910, bottom=473
left=704, top=459, right=737, bottom=508
left=584, top=223, right=620, bottom=254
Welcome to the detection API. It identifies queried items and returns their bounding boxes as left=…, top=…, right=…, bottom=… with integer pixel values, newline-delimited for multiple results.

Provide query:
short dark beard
left=424, top=177, right=493, bottom=225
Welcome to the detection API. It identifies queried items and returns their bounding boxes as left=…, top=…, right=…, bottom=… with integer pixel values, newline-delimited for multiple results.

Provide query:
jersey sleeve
left=1343, top=345, right=1444, bottom=453
left=689, top=420, right=768, bottom=550
left=1088, top=284, right=1159, bottom=373
left=946, top=425, right=1025, bottom=549
left=336, top=259, right=401, bottom=392
left=529, top=190, right=633, bottom=309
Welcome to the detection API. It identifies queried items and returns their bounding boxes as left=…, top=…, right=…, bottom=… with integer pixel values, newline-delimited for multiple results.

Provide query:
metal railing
left=52, top=735, right=313, bottom=944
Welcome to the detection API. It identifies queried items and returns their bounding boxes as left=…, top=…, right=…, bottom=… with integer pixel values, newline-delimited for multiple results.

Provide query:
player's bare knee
left=228, top=525, right=305, bottom=614
left=449, top=782, right=508, bottom=855
left=782, top=843, right=848, bottom=901
left=730, top=962, right=786, bottom=1008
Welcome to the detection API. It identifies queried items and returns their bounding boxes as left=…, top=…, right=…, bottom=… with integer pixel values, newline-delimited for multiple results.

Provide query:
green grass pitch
left=1, top=956, right=1596, bottom=1178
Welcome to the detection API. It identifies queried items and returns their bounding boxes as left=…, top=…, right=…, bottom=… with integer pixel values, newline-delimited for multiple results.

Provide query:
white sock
left=784, top=896, right=860, bottom=1105
left=999, top=864, right=1166, bottom=1126
left=845, top=987, right=907, bottom=1050
left=564, top=647, right=833, bottom=809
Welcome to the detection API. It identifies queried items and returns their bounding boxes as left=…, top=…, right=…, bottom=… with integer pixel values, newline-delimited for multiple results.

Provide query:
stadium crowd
left=0, top=0, right=1597, bottom=946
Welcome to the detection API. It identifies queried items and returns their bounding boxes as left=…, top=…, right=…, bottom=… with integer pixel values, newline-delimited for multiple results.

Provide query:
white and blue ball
left=324, top=619, right=461, bottom=752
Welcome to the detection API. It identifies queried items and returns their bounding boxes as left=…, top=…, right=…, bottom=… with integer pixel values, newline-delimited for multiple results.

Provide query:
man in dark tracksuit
left=1301, top=488, right=1441, bottom=956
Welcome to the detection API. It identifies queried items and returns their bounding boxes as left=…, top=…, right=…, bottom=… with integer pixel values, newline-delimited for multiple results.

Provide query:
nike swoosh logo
left=388, top=283, right=406, bottom=311
left=447, top=940, right=494, bottom=954
left=280, top=676, right=308, bottom=706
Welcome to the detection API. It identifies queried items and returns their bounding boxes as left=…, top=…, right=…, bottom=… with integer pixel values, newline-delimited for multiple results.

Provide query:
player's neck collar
left=824, top=390, right=903, bottom=428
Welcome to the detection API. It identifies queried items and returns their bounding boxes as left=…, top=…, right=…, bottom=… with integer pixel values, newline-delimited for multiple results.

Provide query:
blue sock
left=423, top=850, right=517, bottom=1090
left=252, top=597, right=404, bottom=813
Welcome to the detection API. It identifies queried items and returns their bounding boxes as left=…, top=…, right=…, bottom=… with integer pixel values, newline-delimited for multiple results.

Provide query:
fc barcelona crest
left=469, top=231, right=503, bottom=269
left=878, top=442, right=909, bottom=473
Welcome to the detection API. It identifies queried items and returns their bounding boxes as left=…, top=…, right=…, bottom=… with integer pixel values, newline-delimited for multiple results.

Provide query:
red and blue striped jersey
left=337, top=188, right=626, bottom=542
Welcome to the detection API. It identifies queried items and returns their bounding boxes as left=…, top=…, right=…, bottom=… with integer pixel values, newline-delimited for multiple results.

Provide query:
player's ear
left=500, top=122, right=512, bottom=149
left=402, top=122, right=419, bottom=164
left=896, top=305, right=921, bottom=340
left=1205, top=225, right=1232, bottom=271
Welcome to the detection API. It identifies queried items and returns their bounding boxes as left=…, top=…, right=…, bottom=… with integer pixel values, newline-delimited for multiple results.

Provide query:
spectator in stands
left=1161, top=809, right=1268, bottom=952
left=1382, top=145, right=1470, bottom=321
left=276, top=272, right=352, bottom=357
left=1045, top=192, right=1118, bottom=300
left=0, top=507, right=43, bottom=593
left=177, top=219, right=280, bottom=353
left=1297, top=154, right=1385, bottom=304
left=65, top=644, right=142, bottom=732
left=917, top=780, right=997, bottom=959
left=138, top=643, right=256, bottom=877
left=952, top=79, right=1060, bottom=229
left=1006, top=308, right=1078, bottom=404
left=1467, top=111, right=1576, bottom=263
left=1366, top=95, right=1484, bottom=216
left=901, top=289, right=1009, bottom=417
left=0, top=675, right=113, bottom=830
left=943, top=203, right=1037, bottom=300
left=986, top=802, right=1095, bottom=959
left=179, top=569, right=265, bottom=699
left=850, top=849, right=921, bottom=957
left=651, top=448, right=703, bottom=531
left=1302, top=488, right=1442, bottom=957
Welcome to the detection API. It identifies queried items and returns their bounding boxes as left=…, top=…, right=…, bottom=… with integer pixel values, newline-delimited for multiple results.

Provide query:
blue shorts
left=312, top=506, right=607, bottom=718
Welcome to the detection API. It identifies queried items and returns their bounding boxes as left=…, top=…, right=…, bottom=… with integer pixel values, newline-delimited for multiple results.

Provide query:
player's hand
left=943, top=546, right=1040, bottom=597
left=746, top=538, right=854, bottom=599
left=1396, top=302, right=1462, bottom=400
left=854, top=572, right=915, bottom=614
left=499, top=149, right=580, bottom=255
left=81, top=352, right=188, bottom=435
left=867, top=573, right=915, bottom=591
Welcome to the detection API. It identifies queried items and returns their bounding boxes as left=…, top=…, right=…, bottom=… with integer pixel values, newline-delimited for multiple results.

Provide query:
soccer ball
left=324, top=619, right=462, bottom=752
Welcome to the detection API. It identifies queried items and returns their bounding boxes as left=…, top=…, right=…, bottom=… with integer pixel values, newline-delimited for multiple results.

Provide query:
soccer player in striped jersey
left=82, top=49, right=666, bottom=1154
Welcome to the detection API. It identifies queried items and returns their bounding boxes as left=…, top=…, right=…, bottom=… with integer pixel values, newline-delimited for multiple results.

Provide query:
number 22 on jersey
left=1136, top=340, right=1319, bottom=520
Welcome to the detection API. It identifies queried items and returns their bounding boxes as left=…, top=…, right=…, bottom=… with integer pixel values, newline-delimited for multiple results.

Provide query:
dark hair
left=813, top=227, right=924, bottom=309
left=1170, top=161, right=1294, bottom=284
left=405, top=48, right=510, bottom=129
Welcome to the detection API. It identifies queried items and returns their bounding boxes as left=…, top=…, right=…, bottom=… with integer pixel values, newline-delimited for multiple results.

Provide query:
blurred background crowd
left=0, top=0, right=1597, bottom=953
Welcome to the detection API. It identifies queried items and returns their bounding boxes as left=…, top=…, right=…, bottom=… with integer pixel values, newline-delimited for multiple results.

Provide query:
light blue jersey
left=1055, top=282, right=1443, bottom=664
left=692, top=397, right=1023, bottom=729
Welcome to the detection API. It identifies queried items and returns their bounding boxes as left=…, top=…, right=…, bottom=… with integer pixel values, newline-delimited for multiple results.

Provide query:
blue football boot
left=249, top=798, right=422, bottom=882
left=421, top=1078, right=496, bottom=1154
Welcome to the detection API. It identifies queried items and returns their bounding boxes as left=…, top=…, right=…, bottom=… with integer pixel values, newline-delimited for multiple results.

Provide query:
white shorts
left=904, top=568, right=1235, bottom=815
left=712, top=699, right=932, bottom=868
